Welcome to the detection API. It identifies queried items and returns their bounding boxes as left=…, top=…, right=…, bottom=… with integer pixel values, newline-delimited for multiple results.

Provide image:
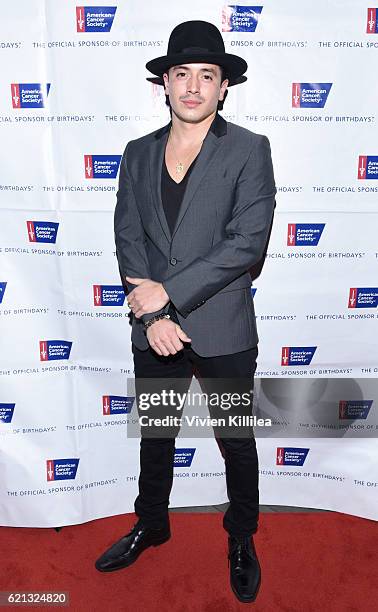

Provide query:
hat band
left=181, top=46, right=213, bottom=54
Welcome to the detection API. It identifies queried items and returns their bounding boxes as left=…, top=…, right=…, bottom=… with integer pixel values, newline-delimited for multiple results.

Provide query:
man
left=95, top=20, right=276, bottom=604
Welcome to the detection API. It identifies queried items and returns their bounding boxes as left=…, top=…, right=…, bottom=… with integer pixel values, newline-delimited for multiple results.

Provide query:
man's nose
left=186, top=75, right=200, bottom=94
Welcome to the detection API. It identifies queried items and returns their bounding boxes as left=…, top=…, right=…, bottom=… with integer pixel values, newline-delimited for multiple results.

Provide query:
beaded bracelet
left=143, top=313, right=171, bottom=330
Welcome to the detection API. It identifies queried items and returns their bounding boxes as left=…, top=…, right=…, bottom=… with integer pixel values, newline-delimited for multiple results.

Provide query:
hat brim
left=145, top=52, right=247, bottom=87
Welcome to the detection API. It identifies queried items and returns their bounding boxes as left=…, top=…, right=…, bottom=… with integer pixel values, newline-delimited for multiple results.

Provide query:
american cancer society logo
left=366, top=8, right=378, bottom=33
left=102, top=395, right=133, bottom=415
left=93, top=285, right=126, bottom=306
left=40, top=341, right=72, bottom=361
left=47, top=459, right=79, bottom=481
left=11, top=83, right=50, bottom=108
left=281, top=347, right=317, bottom=366
left=287, top=223, right=325, bottom=246
left=76, top=6, right=117, bottom=32
left=358, top=155, right=378, bottom=179
left=174, top=448, right=196, bottom=467
left=222, top=5, right=262, bottom=32
left=292, top=83, right=332, bottom=108
left=276, top=447, right=309, bottom=466
left=84, top=155, right=121, bottom=179
left=0, top=282, right=7, bottom=304
left=0, top=403, right=15, bottom=423
left=27, top=221, right=59, bottom=243
left=348, top=288, right=378, bottom=308
left=339, top=400, right=373, bottom=419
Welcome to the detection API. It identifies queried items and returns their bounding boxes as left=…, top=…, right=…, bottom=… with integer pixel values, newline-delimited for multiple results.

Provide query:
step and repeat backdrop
left=1, top=1, right=377, bottom=527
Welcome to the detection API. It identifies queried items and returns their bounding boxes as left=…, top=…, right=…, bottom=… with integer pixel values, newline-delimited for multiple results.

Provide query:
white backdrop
left=0, top=1, right=377, bottom=527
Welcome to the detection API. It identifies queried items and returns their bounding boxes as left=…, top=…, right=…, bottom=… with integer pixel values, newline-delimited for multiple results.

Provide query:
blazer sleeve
left=114, top=143, right=170, bottom=323
left=162, top=134, right=277, bottom=318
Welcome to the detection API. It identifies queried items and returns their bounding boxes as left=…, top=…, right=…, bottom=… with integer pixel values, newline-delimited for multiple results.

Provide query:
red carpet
left=1, top=512, right=377, bottom=611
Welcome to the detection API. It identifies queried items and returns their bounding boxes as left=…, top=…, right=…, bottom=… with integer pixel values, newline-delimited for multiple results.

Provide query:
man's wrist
left=141, top=303, right=170, bottom=324
left=160, top=282, right=170, bottom=302
left=144, top=313, right=171, bottom=331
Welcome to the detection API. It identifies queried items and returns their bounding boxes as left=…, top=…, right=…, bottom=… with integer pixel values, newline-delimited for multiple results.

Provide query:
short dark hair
left=164, top=64, right=229, bottom=112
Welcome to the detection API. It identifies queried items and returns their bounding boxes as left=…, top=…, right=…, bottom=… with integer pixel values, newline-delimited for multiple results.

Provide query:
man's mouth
left=182, top=99, right=202, bottom=108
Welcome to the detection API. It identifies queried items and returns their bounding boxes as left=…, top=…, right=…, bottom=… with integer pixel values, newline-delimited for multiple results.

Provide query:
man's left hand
left=125, top=276, right=170, bottom=318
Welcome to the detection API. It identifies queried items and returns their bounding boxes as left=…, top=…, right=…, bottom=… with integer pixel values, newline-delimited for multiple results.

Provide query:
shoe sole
left=230, top=575, right=261, bottom=603
left=95, top=533, right=171, bottom=573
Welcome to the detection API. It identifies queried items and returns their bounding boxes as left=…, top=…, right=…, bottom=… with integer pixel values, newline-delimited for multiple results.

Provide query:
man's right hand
left=146, top=319, right=192, bottom=356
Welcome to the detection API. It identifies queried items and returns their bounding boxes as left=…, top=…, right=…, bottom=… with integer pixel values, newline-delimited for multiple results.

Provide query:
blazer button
left=170, top=257, right=177, bottom=265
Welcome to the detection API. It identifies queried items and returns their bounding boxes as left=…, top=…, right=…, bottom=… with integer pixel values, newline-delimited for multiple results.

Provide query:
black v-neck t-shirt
left=161, top=154, right=197, bottom=236
left=161, top=154, right=198, bottom=324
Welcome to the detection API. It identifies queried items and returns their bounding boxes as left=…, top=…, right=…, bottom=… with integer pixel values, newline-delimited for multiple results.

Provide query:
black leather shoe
left=95, top=520, right=170, bottom=572
left=228, top=535, right=261, bottom=603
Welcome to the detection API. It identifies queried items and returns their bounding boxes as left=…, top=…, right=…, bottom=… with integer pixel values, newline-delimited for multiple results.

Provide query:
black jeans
left=131, top=342, right=259, bottom=537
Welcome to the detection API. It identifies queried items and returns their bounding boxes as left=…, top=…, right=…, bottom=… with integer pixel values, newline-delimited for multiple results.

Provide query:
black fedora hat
left=146, top=20, right=247, bottom=87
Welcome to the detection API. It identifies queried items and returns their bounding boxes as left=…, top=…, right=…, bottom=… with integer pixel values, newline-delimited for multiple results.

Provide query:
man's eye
left=203, top=74, right=213, bottom=80
left=176, top=72, right=187, bottom=78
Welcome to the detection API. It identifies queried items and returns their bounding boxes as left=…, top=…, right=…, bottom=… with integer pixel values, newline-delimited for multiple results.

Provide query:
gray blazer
left=114, top=113, right=276, bottom=357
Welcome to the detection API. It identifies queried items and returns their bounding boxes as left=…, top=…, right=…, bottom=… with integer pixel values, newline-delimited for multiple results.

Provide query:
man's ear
left=219, top=78, right=229, bottom=101
left=163, top=72, right=169, bottom=95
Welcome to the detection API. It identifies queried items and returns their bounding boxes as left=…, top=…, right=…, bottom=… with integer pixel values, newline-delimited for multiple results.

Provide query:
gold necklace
left=169, top=128, right=203, bottom=176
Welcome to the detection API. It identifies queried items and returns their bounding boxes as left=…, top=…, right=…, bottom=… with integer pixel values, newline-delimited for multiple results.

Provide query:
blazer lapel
left=149, top=121, right=172, bottom=243
left=170, top=132, right=221, bottom=240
